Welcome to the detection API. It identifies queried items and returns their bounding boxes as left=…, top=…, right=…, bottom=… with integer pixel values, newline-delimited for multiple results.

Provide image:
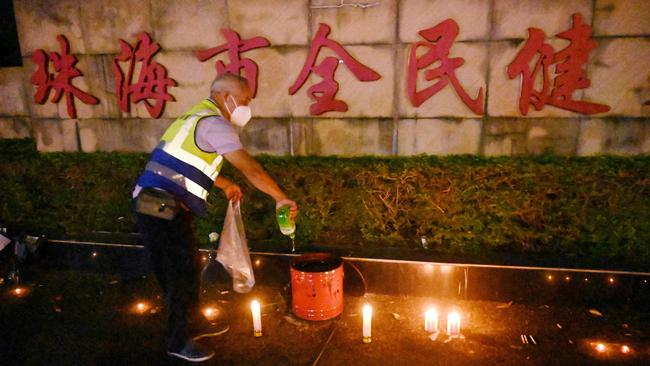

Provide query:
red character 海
left=112, top=33, right=177, bottom=118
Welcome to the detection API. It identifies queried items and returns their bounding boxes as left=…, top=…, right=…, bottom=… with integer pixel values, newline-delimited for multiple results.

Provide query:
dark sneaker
left=167, top=339, right=215, bottom=362
left=191, top=320, right=230, bottom=340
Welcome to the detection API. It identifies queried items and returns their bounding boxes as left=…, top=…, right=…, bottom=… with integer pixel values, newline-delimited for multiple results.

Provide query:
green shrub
left=1, top=139, right=648, bottom=268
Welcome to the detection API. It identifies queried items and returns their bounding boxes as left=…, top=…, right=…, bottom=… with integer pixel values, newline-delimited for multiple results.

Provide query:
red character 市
left=195, top=28, right=270, bottom=98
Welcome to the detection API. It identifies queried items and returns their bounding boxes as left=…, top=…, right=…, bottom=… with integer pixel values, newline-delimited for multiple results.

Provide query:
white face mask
left=224, top=94, right=252, bottom=127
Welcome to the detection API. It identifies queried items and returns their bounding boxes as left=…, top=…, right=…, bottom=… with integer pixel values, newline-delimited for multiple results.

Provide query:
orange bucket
left=290, top=253, right=344, bottom=321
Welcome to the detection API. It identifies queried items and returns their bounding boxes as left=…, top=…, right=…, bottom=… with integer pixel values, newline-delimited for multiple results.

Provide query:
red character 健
left=30, top=35, right=99, bottom=118
left=507, top=13, right=610, bottom=115
left=195, top=28, right=270, bottom=98
left=112, top=33, right=177, bottom=119
left=289, top=23, right=381, bottom=115
left=407, top=19, right=484, bottom=115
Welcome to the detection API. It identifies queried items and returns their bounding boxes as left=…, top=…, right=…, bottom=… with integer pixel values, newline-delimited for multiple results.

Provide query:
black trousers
left=134, top=207, right=202, bottom=350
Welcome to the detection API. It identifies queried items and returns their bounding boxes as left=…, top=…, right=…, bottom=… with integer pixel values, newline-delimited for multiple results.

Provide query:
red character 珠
left=30, top=35, right=99, bottom=118
left=507, top=13, right=610, bottom=115
left=289, top=23, right=381, bottom=115
left=195, top=28, right=270, bottom=98
left=407, top=19, right=484, bottom=115
left=112, top=33, right=177, bottom=118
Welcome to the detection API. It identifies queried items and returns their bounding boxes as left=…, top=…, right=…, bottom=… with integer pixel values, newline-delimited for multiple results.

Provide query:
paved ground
left=1, top=265, right=649, bottom=365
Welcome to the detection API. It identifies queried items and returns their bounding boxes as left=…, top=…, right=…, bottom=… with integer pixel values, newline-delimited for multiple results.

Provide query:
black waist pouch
left=135, top=188, right=180, bottom=220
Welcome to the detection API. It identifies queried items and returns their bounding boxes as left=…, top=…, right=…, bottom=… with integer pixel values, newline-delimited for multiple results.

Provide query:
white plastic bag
left=217, top=200, right=255, bottom=293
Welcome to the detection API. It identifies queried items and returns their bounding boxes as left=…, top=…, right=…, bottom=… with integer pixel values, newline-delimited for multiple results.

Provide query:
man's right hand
left=276, top=198, right=298, bottom=221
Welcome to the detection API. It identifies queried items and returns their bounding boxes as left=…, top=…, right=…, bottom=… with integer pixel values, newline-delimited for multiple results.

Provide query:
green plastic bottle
left=276, top=204, right=296, bottom=252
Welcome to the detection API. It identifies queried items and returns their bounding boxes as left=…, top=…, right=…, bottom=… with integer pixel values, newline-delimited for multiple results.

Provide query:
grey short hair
left=210, top=73, right=249, bottom=95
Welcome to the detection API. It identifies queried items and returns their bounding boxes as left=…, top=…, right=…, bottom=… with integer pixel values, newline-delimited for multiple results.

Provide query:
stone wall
left=0, top=0, right=648, bottom=156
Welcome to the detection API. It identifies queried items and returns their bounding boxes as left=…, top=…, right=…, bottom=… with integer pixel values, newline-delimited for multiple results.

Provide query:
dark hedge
left=1, top=139, right=649, bottom=268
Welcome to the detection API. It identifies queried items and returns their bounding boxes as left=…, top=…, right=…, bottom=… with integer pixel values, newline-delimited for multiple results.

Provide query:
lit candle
left=203, top=306, right=218, bottom=321
left=13, top=287, right=24, bottom=296
left=251, top=300, right=262, bottom=337
left=595, top=343, right=606, bottom=353
left=134, top=301, right=150, bottom=314
left=621, top=345, right=630, bottom=354
left=362, top=304, right=372, bottom=343
left=447, top=312, right=461, bottom=336
left=424, top=308, right=438, bottom=333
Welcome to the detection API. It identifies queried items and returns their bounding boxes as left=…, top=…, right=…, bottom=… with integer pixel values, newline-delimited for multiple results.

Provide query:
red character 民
left=406, top=19, right=484, bottom=115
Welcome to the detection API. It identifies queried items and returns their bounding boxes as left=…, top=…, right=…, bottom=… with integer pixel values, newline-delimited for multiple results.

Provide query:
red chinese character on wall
left=112, top=32, right=177, bottom=118
left=507, top=13, right=610, bottom=115
left=195, top=28, right=270, bottom=98
left=30, top=35, right=99, bottom=118
left=407, top=19, right=484, bottom=115
left=289, top=23, right=381, bottom=115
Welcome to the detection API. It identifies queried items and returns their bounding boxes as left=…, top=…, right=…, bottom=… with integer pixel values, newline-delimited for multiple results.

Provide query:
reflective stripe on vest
left=161, top=110, right=224, bottom=183
left=137, top=99, right=224, bottom=215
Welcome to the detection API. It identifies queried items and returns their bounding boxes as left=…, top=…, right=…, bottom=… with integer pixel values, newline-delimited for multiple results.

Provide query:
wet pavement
left=1, top=240, right=649, bottom=365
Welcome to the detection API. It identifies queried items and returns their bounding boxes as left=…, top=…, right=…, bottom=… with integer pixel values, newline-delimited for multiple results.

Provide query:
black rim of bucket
left=291, top=253, right=342, bottom=273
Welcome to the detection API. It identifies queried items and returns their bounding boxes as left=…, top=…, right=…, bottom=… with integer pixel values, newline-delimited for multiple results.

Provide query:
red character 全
left=112, top=33, right=177, bottom=118
left=407, top=19, right=484, bottom=115
left=289, top=23, right=381, bottom=115
left=30, top=35, right=99, bottom=118
left=195, top=28, right=270, bottom=98
left=507, top=13, right=610, bottom=115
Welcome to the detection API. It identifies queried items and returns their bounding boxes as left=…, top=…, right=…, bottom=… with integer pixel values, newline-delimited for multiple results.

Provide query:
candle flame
left=424, top=308, right=438, bottom=332
left=621, top=345, right=630, bottom=354
left=447, top=311, right=461, bottom=336
left=595, top=343, right=606, bottom=353
left=133, top=301, right=151, bottom=314
left=251, top=300, right=260, bottom=311
left=449, top=311, right=460, bottom=321
left=362, top=304, right=372, bottom=316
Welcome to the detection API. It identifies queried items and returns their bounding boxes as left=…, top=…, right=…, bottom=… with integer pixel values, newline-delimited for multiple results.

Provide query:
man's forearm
left=241, top=161, right=286, bottom=201
left=214, top=175, right=233, bottom=189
